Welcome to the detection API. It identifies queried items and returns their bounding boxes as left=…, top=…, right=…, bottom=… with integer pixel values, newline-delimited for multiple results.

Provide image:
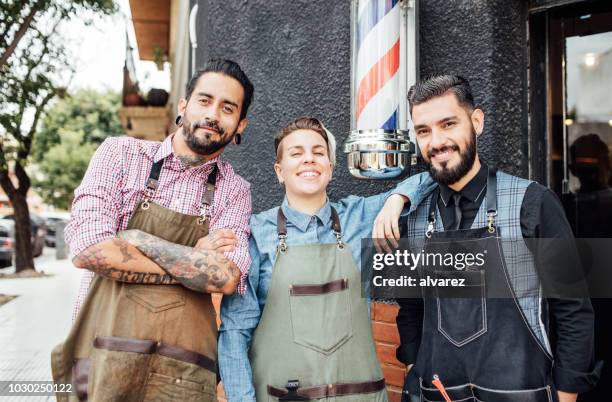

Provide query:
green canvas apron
left=51, top=159, right=219, bottom=402
left=250, top=207, right=388, bottom=401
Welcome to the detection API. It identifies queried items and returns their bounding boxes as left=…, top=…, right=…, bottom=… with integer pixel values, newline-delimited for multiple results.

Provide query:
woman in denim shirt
left=218, top=117, right=432, bottom=401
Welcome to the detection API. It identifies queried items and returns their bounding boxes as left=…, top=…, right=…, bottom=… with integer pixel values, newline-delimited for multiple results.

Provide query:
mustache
left=191, top=119, right=225, bottom=135
left=428, top=144, right=460, bottom=158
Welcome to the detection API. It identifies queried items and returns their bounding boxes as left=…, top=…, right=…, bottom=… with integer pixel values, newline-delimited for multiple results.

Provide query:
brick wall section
left=213, top=296, right=405, bottom=401
left=371, top=302, right=406, bottom=402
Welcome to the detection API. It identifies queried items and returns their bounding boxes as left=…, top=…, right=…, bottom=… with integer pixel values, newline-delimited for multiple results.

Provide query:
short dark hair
left=407, top=75, right=475, bottom=114
left=274, top=117, right=337, bottom=166
left=185, top=59, right=254, bottom=120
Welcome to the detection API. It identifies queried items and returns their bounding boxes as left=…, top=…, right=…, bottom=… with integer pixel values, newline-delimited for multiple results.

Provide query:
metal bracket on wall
left=189, top=4, right=199, bottom=74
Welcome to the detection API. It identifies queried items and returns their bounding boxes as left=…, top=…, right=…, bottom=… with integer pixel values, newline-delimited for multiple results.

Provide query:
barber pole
left=345, top=0, right=417, bottom=179
left=355, top=0, right=400, bottom=130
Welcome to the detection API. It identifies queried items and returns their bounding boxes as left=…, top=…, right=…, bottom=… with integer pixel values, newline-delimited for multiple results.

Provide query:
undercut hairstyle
left=275, top=117, right=337, bottom=167
left=185, top=59, right=254, bottom=120
left=407, top=75, right=476, bottom=114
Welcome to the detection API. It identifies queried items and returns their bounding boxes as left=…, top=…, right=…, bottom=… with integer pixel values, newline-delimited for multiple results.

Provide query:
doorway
left=529, top=2, right=612, bottom=400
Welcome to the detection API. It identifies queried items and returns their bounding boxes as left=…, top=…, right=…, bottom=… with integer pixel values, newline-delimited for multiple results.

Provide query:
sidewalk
left=0, top=248, right=81, bottom=401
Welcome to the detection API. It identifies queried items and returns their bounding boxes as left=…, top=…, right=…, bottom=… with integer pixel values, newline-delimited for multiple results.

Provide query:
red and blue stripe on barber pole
left=355, top=0, right=400, bottom=131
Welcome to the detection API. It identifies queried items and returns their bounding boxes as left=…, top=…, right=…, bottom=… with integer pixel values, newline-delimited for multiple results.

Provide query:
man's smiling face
left=412, top=92, right=483, bottom=185
left=179, top=72, right=246, bottom=156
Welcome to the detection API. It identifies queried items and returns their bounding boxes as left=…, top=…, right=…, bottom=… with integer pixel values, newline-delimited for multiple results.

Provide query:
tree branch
left=0, top=4, right=38, bottom=71
left=0, top=145, right=16, bottom=197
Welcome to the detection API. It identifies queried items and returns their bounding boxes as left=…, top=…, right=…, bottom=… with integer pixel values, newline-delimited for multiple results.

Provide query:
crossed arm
left=73, top=229, right=240, bottom=294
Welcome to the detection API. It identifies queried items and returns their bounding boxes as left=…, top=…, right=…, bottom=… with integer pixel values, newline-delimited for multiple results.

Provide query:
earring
left=234, top=133, right=242, bottom=145
left=175, top=115, right=183, bottom=126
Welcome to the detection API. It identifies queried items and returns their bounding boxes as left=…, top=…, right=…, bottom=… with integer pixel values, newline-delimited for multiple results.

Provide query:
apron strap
left=141, top=158, right=219, bottom=220
left=486, top=167, right=497, bottom=233
left=276, top=205, right=344, bottom=253
left=426, top=187, right=440, bottom=238
left=201, top=164, right=218, bottom=206
left=141, top=159, right=165, bottom=208
left=197, top=164, right=218, bottom=225
left=146, top=159, right=164, bottom=191
left=425, top=167, right=498, bottom=237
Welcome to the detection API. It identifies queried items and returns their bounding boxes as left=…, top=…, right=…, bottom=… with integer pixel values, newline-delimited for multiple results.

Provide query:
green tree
left=33, top=130, right=97, bottom=210
left=32, top=89, right=122, bottom=162
left=0, top=0, right=116, bottom=272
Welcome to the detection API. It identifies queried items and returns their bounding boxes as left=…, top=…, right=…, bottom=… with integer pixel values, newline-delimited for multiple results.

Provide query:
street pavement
left=0, top=248, right=81, bottom=401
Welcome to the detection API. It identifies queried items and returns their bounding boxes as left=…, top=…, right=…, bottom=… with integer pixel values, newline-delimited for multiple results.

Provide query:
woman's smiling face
left=274, top=129, right=333, bottom=199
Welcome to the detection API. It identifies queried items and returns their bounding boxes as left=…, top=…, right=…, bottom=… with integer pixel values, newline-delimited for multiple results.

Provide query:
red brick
left=387, top=385, right=404, bottom=402
left=382, top=363, right=407, bottom=387
left=371, top=321, right=401, bottom=344
left=376, top=342, right=405, bottom=368
left=374, top=303, right=400, bottom=323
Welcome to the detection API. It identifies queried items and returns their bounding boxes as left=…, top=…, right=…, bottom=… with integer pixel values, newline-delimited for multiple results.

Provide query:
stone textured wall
left=195, top=0, right=529, bottom=399
left=193, top=0, right=529, bottom=213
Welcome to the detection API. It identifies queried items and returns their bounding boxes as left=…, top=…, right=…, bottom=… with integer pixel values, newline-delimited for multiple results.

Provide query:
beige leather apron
left=250, top=207, right=388, bottom=401
left=51, top=159, right=219, bottom=402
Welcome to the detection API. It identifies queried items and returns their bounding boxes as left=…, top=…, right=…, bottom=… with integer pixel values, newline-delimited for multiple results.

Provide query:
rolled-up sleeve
left=210, top=177, right=252, bottom=294
left=65, top=137, right=124, bottom=260
left=219, top=237, right=262, bottom=402
left=392, top=171, right=436, bottom=214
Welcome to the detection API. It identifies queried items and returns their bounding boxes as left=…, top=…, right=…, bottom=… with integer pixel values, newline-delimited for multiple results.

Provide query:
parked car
left=0, top=221, right=13, bottom=268
left=40, top=212, right=70, bottom=247
left=2, top=213, right=46, bottom=257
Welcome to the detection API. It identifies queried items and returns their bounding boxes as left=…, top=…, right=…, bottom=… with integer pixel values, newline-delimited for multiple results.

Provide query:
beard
left=181, top=115, right=236, bottom=155
left=425, top=128, right=477, bottom=185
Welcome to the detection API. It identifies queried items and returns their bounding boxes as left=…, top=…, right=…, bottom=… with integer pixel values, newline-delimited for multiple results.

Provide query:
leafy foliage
left=32, top=89, right=122, bottom=162
left=0, top=0, right=116, bottom=271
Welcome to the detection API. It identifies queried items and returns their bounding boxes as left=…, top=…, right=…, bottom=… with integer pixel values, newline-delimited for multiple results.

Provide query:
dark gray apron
left=404, top=169, right=555, bottom=402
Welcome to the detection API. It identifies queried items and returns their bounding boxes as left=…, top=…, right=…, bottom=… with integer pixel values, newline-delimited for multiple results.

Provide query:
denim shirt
left=218, top=172, right=434, bottom=401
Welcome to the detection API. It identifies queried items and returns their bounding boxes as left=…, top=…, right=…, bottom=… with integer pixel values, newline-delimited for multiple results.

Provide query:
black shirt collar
left=439, top=162, right=488, bottom=206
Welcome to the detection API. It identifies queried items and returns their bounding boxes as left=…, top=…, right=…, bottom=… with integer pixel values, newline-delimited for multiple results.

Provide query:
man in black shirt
left=385, top=75, right=601, bottom=402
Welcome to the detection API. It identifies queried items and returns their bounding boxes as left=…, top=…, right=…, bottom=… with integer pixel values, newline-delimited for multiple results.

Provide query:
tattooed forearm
left=118, top=229, right=240, bottom=294
left=114, top=239, right=136, bottom=263
left=92, top=266, right=177, bottom=284
left=73, top=240, right=178, bottom=285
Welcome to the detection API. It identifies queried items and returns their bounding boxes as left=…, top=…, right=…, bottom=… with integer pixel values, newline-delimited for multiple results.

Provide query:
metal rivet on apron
left=141, top=200, right=150, bottom=210
left=175, top=378, right=181, bottom=384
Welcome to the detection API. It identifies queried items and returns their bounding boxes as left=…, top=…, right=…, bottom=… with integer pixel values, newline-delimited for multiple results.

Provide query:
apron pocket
left=142, top=353, right=216, bottom=402
left=142, top=370, right=216, bottom=402
left=435, top=270, right=487, bottom=347
left=289, top=278, right=352, bottom=355
left=88, top=344, right=151, bottom=401
left=91, top=336, right=217, bottom=402
left=472, top=384, right=553, bottom=402
left=419, top=378, right=553, bottom=402
left=126, top=286, right=185, bottom=313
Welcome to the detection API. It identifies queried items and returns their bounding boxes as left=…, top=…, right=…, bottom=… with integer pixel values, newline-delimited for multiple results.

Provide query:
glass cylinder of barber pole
left=344, top=0, right=418, bottom=179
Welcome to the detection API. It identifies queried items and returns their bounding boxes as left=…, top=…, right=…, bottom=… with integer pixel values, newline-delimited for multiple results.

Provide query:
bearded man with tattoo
left=51, top=59, right=254, bottom=402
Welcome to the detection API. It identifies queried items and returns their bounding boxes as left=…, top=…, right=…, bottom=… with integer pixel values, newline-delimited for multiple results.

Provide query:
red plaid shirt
left=66, top=135, right=251, bottom=320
